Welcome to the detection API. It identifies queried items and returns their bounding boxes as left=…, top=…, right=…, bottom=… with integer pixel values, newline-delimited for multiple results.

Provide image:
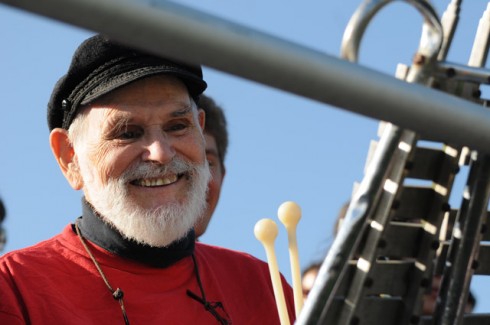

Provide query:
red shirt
left=0, top=225, right=295, bottom=324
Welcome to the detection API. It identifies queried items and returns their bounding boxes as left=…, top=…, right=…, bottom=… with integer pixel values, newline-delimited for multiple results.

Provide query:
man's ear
left=49, top=128, right=83, bottom=190
left=198, top=108, right=205, bottom=130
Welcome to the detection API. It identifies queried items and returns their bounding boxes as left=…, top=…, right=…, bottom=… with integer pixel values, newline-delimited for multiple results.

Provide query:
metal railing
left=1, top=0, right=490, bottom=152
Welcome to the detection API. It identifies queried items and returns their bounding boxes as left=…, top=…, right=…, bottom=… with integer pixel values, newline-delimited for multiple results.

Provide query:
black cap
left=47, top=34, right=207, bottom=130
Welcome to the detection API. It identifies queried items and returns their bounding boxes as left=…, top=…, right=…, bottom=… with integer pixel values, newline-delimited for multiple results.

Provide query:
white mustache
left=120, top=158, right=195, bottom=183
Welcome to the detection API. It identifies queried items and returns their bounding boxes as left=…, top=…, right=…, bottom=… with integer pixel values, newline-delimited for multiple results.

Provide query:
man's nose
left=142, top=132, right=175, bottom=164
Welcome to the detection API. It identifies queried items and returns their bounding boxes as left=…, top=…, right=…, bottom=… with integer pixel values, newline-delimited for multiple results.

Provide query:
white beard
left=79, top=157, right=211, bottom=247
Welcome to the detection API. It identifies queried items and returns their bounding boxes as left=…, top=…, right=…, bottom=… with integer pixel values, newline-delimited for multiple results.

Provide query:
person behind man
left=301, top=261, right=321, bottom=300
left=194, top=95, right=227, bottom=238
left=0, top=34, right=295, bottom=324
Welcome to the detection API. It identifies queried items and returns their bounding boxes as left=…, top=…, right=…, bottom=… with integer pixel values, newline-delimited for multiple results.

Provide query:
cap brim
left=80, top=65, right=206, bottom=106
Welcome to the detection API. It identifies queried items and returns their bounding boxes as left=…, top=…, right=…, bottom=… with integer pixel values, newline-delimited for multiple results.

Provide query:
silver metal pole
left=2, top=0, right=490, bottom=152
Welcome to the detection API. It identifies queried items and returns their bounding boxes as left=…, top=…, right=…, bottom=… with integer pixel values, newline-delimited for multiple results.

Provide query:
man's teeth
left=136, top=175, right=178, bottom=187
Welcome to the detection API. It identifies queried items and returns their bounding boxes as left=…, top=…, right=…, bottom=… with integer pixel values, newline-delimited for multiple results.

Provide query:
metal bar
left=340, top=6, right=432, bottom=318
left=468, top=3, right=490, bottom=68
left=457, top=2, right=490, bottom=102
left=2, top=0, right=490, bottom=153
left=297, top=123, right=404, bottom=325
left=434, top=153, right=490, bottom=325
left=438, top=0, right=462, bottom=60
left=338, top=131, right=417, bottom=325
left=435, top=62, right=490, bottom=84
left=341, top=0, right=442, bottom=61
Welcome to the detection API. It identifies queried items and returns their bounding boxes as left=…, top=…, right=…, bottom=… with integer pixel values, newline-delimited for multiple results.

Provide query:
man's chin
left=102, top=205, right=197, bottom=247
left=119, top=224, right=190, bottom=248
left=124, top=194, right=187, bottom=212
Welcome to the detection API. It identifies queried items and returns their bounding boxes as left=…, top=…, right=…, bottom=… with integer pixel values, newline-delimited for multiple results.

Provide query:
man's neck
left=74, top=199, right=195, bottom=268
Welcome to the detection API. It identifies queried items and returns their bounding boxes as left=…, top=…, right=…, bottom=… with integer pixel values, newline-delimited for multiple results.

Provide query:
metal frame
left=2, top=0, right=490, bottom=152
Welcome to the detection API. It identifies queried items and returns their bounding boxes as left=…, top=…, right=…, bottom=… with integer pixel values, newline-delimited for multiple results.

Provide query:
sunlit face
left=194, top=133, right=225, bottom=238
left=422, top=275, right=440, bottom=315
left=302, top=268, right=319, bottom=299
left=67, top=75, right=211, bottom=246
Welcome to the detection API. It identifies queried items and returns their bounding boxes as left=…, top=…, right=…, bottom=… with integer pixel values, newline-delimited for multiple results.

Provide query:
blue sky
left=1, top=0, right=489, bottom=314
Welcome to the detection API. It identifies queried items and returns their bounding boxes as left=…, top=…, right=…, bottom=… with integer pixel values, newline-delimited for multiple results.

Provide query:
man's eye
left=206, top=155, right=219, bottom=168
left=117, top=127, right=143, bottom=139
left=167, top=123, right=189, bottom=132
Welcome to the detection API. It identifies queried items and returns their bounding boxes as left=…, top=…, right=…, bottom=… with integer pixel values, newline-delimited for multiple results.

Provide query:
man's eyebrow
left=206, top=148, right=219, bottom=156
left=171, top=105, right=193, bottom=117
left=102, top=104, right=194, bottom=132
left=105, top=113, right=131, bottom=133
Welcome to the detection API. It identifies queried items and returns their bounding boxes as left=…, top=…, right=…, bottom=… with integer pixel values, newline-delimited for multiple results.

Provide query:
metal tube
left=297, top=123, right=404, bottom=325
left=2, top=0, right=490, bottom=152
left=341, top=0, right=442, bottom=61
left=434, top=154, right=490, bottom=325
left=435, top=62, right=490, bottom=84
left=438, top=0, right=462, bottom=60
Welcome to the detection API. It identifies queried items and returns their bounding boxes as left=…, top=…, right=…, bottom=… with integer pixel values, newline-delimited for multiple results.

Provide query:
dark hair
left=0, top=198, right=5, bottom=223
left=468, top=291, right=476, bottom=310
left=199, top=95, right=228, bottom=169
left=302, top=261, right=322, bottom=276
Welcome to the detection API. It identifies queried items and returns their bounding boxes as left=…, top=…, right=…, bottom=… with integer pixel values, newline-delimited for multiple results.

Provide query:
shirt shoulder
left=195, top=242, right=268, bottom=269
left=0, top=224, right=79, bottom=273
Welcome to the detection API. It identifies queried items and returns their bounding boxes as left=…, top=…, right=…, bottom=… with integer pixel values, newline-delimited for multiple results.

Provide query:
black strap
left=186, top=254, right=231, bottom=325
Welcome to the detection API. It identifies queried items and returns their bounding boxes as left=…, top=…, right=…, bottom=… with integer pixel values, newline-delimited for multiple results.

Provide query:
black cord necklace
left=186, top=254, right=231, bottom=325
left=74, top=220, right=231, bottom=324
left=75, top=220, right=130, bottom=325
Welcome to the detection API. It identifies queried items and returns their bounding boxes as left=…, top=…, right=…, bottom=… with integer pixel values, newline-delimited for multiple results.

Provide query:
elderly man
left=195, top=95, right=228, bottom=238
left=0, top=34, right=294, bottom=324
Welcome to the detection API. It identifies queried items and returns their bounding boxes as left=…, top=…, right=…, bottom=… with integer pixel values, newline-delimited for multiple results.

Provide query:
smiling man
left=0, top=34, right=295, bottom=324
left=59, top=75, right=209, bottom=248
